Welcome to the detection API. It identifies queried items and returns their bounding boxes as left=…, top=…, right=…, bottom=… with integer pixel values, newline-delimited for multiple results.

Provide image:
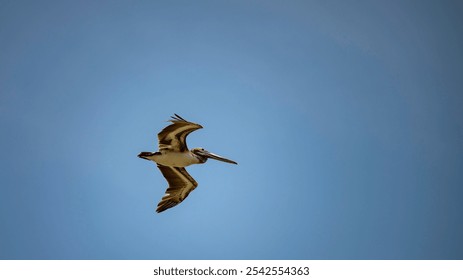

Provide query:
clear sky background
left=1, top=0, right=462, bottom=259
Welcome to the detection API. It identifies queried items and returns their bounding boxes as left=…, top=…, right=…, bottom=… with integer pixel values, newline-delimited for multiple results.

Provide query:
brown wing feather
left=157, top=114, right=203, bottom=152
left=156, top=164, right=198, bottom=213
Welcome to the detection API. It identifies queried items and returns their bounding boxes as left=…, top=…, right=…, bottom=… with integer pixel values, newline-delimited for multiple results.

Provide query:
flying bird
left=138, top=114, right=237, bottom=213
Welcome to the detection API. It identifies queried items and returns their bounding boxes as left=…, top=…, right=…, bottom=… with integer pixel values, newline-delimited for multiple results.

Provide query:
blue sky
left=1, top=0, right=462, bottom=259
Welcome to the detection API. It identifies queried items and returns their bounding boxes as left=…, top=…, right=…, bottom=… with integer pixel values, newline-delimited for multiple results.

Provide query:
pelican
left=138, top=114, right=237, bottom=213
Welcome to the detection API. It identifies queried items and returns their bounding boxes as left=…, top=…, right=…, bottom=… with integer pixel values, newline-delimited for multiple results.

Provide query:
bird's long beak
left=198, top=150, right=237, bottom=164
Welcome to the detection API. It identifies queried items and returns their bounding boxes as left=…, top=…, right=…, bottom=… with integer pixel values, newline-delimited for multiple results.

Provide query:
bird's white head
left=191, top=147, right=237, bottom=165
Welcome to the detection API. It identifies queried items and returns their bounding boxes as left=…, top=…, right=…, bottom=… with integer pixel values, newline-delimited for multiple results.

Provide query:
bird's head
left=138, top=151, right=157, bottom=160
left=191, top=148, right=237, bottom=165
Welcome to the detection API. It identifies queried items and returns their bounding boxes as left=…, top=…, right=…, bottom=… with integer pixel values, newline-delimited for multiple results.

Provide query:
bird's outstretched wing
left=157, top=114, right=203, bottom=152
left=156, top=164, right=198, bottom=213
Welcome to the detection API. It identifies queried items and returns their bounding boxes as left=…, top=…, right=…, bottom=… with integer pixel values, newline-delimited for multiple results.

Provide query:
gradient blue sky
left=1, top=0, right=463, bottom=259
